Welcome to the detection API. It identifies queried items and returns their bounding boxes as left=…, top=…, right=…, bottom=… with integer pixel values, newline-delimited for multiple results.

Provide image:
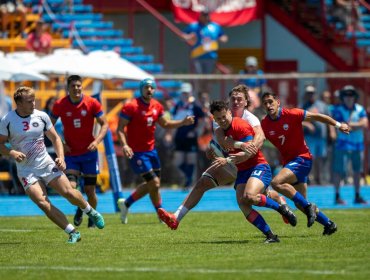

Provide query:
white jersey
left=212, top=108, right=260, bottom=136
left=0, top=109, right=53, bottom=170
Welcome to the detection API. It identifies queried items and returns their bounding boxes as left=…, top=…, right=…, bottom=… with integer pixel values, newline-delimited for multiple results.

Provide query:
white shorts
left=17, top=161, right=64, bottom=191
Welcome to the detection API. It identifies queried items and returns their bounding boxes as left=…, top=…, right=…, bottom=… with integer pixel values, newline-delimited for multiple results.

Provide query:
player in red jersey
left=260, top=91, right=349, bottom=235
left=51, top=75, right=108, bottom=228
left=157, top=85, right=289, bottom=230
left=116, top=78, right=194, bottom=224
left=161, top=101, right=297, bottom=243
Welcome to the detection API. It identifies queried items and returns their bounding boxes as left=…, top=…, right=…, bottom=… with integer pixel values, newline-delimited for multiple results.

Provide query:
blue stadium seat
left=32, top=4, right=93, bottom=14
left=52, top=21, right=115, bottom=31
left=137, top=64, right=163, bottom=73
left=62, top=29, right=123, bottom=38
left=72, top=38, right=133, bottom=47
left=158, top=80, right=182, bottom=88
left=123, top=55, right=154, bottom=63
left=42, top=13, right=103, bottom=23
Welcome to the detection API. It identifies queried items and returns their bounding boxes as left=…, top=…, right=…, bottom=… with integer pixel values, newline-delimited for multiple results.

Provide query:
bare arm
left=45, top=126, right=66, bottom=170
left=348, top=116, right=368, bottom=130
left=87, top=115, right=108, bottom=151
left=116, top=117, right=133, bottom=159
left=215, top=125, right=264, bottom=156
left=305, top=111, right=350, bottom=134
left=157, top=115, right=194, bottom=129
left=0, top=135, right=27, bottom=163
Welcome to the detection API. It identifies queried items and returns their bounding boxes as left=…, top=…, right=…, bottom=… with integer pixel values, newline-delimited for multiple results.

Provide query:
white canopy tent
left=0, top=51, right=49, bottom=82
left=26, top=48, right=153, bottom=80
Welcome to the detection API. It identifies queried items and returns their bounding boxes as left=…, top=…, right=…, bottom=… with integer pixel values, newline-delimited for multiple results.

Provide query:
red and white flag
left=171, top=0, right=261, bottom=27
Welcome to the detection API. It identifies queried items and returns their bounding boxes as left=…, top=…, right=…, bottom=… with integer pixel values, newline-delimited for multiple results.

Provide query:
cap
left=201, top=8, right=210, bottom=15
left=305, top=85, right=316, bottom=93
left=139, top=78, right=156, bottom=95
left=342, top=85, right=356, bottom=93
left=245, top=56, right=257, bottom=67
left=180, top=82, right=193, bottom=93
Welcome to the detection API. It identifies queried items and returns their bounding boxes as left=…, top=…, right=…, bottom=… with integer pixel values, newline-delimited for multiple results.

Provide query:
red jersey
left=26, top=32, right=52, bottom=54
left=225, top=117, right=267, bottom=171
left=52, top=95, right=103, bottom=156
left=119, top=97, right=164, bottom=152
left=261, top=108, right=312, bottom=165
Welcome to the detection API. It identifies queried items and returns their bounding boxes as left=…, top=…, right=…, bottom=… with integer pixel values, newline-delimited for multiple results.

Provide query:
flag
left=171, top=0, right=261, bottom=27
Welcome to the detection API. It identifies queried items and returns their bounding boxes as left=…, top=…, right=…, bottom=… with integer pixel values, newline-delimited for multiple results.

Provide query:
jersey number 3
left=22, top=121, right=30, bottom=131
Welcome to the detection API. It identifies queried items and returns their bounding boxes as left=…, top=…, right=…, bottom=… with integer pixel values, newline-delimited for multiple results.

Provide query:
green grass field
left=0, top=209, right=370, bottom=280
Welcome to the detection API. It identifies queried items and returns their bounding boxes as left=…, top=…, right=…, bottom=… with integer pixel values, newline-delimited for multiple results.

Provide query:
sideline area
left=0, top=185, right=369, bottom=217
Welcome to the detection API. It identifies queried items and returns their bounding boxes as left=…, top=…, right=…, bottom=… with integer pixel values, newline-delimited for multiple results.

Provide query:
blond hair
left=14, top=86, right=35, bottom=104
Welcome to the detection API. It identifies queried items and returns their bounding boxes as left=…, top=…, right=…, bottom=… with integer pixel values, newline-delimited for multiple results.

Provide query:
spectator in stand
left=0, top=0, right=27, bottom=38
left=332, top=85, right=368, bottom=205
left=183, top=8, right=228, bottom=91
left=26, top=19, right=52, bottom=56
left=329, top=0, right=365, bottom=32
left=302, top=85, right=330, bottom=185
left=238, top=56, right=267, bottom=93
left=172, top=83, right=205, bottom=189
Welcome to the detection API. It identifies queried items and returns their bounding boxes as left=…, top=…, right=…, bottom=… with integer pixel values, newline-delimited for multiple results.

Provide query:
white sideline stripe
left=0, top=266, right=352, bottom=275
left=0, top=229, right=33, bottom=232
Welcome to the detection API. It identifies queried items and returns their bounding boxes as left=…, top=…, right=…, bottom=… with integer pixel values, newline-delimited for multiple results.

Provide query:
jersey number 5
left=73, top=119, right=81, bottom=128
left=278, top=135, right=285, bottom=145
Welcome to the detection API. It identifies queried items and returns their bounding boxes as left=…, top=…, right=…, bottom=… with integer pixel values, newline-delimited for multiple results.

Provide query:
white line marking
left=0, top=266, right=359, bottom=275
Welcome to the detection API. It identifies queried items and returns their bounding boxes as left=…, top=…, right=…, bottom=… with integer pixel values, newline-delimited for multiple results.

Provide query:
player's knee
left=37, top=199, right=52, bottom=212
left=83, top=176, right=97, bottom=187
left=270, top=178, right=281, bottom=190
left=66, top=174, right=78, bottom=188
left=84, top=185, right=96, bottom=197
left=201, top=172, right=219, bottom=188
left=142, top=170, right=157, bottom=183
left=242, top=192, right=255, bottom=204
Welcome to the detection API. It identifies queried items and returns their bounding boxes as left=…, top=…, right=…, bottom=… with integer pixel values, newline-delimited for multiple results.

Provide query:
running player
left=162, top=101, right=297, bottom=243
left=116, top=78, right=194, bottom=224
left=158, top=84, right=288, bottom=229
left=51, top=75, right=108, bottom=228
left=260, top=90, right=350, bottom=235
left=0, top=86, right=104, bottom=243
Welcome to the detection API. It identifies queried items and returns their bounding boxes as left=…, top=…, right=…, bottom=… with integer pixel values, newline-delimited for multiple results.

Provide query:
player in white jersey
left=158, top=84, right=287, bottom=229
left=0, top=87, right=105, bottom=243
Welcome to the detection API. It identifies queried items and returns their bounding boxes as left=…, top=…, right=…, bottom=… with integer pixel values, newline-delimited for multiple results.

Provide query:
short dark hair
left=210, top=100, right=228, bottom=114
left=260, top=90, right=278, bottom=100
left=229, top=84, right=251, bottom=108
left=67, top=75, right=82, bottom=87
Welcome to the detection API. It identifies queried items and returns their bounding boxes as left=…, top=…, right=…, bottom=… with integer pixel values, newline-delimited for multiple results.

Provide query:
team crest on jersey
left=269, top=131, right=275, bottom=136
left=52, top=167, right=59, bottom=172
left=32, top=122, right=39, bottom=127
left=81, top=110, right=87, bottom=116
left=66, top=112, right=72, bottom=117
left=283, top=124, right=289, bottom=130
left=141, top=111, right=146, bottom=115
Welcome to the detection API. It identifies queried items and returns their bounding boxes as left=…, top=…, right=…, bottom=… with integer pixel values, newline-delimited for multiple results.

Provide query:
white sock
left=64, top=223, right=75, bottom=234
left=81, top=203, right=92, bottom=214
left=175, top=205, right=189, bottom=222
